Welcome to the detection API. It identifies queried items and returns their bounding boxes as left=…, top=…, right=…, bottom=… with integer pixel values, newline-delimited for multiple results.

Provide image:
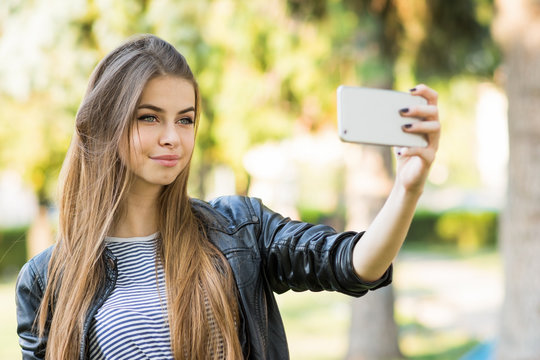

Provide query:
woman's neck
left=111, top=186, right=161, bottom=238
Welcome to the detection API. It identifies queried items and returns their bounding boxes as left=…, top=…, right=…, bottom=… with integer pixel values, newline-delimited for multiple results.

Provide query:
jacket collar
left=190, top=197, right=259, bottom=235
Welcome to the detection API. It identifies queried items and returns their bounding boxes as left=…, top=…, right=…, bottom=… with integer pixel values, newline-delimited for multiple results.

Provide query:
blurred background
left=1, top=0, right=539, bottom=359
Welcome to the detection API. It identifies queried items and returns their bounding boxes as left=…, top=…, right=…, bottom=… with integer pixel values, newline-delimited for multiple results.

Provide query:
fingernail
left=399, top=108, right=409, bottom=114
left=402, top=124, right=412, bottom=129
left=409, top=87, right=417, bottom=92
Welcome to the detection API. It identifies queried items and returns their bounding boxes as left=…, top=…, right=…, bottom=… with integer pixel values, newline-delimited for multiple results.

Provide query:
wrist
left=393, top=181, right=424, bottom=201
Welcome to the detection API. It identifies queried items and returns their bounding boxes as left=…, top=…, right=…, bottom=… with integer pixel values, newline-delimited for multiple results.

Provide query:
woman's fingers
left=399, top=84, right=441, bottom=151
left=394, top=146, right=407, bottom=157
left=410, top=84, right=438, bottom=105
left=393, top=84, right=440, bottom=191
left=399, top=104, right=438, bottom=120
left=401, top=119, right=441, bottom=134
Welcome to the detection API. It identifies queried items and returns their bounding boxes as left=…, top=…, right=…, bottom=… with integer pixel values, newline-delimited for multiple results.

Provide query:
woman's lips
left=151, top=155, right=180, bottom=167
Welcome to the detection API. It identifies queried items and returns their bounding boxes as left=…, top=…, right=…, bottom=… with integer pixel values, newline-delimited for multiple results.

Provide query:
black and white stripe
left=88, top=233, right=173, bottom=359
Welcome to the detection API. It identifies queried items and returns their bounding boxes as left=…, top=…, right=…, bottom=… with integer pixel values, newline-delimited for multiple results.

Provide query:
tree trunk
left=344, top=144, right=403, bottom=360
left=27, top=204, right=53, bottom=259
left=342, top=0, right=406, bottom=356
left=494, top=0, right=540, bottom=358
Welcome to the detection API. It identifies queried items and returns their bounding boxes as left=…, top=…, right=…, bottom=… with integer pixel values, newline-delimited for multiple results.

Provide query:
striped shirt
left=88, top=233, right=173, bottom=359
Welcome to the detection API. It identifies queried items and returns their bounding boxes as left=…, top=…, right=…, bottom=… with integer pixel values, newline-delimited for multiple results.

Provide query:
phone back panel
left=337, top=86, right=428, bottom=147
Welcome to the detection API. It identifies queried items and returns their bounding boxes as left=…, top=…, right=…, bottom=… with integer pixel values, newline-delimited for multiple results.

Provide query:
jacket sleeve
left=15, top=259, right=48, bottom=359
left=252, top=198, right=392, bottom=297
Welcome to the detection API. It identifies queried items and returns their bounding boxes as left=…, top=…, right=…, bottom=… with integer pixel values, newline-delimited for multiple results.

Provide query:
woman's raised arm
left=352, top=84, right=440, bottom=281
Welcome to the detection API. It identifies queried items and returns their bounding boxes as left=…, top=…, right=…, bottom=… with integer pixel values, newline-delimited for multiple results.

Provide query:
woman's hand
left=395, top=84, right=440, bottom=194
left=352, top=84, right=440, bottom=282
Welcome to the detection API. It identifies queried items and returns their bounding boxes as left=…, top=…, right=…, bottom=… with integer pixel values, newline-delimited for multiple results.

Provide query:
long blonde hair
left=38, top=34, right=242, bottom=359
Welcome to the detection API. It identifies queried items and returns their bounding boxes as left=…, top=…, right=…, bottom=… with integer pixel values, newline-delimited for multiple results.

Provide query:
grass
left=277, top=290, right=483, bottom=360
left=398, top=314, right=480, bottom=360
left=276, top=290, right=352, bottom=360
left=279, top=245, right=501, bottom=359
left=0, top=279, right=19, bottom=360
left=1, top=246, right=501, bottom=359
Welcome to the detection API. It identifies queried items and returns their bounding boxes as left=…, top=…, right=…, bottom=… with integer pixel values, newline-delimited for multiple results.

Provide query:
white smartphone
left=337, top=85, right=428, bottom=147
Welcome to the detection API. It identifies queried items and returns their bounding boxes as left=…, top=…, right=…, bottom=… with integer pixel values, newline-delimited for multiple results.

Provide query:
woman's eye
left=178, top=117, right=194, bottom=125
left=137, top=115, right=157, bottom=123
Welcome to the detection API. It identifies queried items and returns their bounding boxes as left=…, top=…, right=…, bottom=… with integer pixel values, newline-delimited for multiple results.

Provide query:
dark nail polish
left=410, top=87, right=417, bottom=92
left=399, top=108, right=409, bottom=114
left=402, top=124, right=412, bottom=129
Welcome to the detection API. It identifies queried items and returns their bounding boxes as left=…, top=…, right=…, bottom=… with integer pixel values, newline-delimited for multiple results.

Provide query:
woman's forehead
left=138, top=76, right=195, bottom=110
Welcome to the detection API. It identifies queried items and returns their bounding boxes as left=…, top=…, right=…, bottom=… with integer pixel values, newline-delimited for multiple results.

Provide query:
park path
left=394, top=249, right=503, bottom=352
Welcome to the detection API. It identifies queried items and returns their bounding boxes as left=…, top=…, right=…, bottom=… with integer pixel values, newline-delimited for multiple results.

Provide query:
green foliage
left=407, top=210, right=498, bottom=252
left=436, top=211, right=498, bottom=251
left=0, top=94, right=72, bottom=204
left=414, top=0, right=500, bottom=81
left=297, top=207, right=499, bottom=252
left=0, top=0, right=502, bottom=198
left=0, top=227, right=28, bottom=280
left=421, top=77, right=485, bottom=188
left=297, top=206, right=346, bottom=232
left=287, top=0, right=328, bottom=20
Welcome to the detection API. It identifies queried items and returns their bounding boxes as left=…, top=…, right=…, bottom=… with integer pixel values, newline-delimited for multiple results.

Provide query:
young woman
left=16, top=34, right=440, bottom=359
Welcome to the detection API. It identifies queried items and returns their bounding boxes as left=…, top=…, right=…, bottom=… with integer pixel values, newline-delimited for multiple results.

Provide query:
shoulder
left=16, top=245, right=55, bottom=294
left=196, top=195, right=264, bottom=213
left=191, top=196, right=264, bottom=233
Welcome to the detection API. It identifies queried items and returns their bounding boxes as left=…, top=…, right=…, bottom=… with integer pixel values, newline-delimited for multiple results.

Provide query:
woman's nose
left=159, top=122, right=180, bottom=148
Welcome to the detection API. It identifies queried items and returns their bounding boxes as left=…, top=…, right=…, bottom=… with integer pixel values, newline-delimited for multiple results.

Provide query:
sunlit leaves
left=0, top=0, right=502, bottom=199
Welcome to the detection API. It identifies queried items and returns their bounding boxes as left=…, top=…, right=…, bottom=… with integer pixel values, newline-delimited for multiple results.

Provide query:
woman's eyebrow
left=137, top=104, right=195, bottom=115
left=178, top=106, right=195, bottom=114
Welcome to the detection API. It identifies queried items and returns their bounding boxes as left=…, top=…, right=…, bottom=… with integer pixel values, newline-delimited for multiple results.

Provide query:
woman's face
left=123, top=75, right=196, bottom=192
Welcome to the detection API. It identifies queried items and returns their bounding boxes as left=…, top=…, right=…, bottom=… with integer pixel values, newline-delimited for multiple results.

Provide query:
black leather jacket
left=16, top=195, right=392, bottom=359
